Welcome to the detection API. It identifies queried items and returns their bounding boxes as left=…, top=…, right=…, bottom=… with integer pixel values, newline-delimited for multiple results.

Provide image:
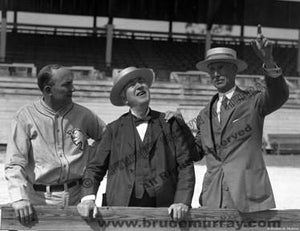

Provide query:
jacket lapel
left=143, top=110, right=162, bottom=155
left=118, top=113, right=136, bottom=157
left=208, top=94, right=222, bottom=161
left=220, top=102, right=235, bottom=131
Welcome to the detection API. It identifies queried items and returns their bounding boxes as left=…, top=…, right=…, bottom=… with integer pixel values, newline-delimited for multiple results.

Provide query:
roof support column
left=105, top=17, right=114, bottom=68
left=298, top=29, right=300, bottom=75
left=0, top=0, right=8, bottom=62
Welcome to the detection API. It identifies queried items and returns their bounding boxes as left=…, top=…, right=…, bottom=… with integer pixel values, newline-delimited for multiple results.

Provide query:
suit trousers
left=129, top=190, right=156, bottom=207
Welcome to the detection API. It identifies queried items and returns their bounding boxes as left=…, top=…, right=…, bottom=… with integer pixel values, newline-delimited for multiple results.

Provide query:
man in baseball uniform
left=5, top=64, right=106, bottom=225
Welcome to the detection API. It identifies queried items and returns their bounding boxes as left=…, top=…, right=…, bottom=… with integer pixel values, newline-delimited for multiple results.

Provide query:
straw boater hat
left=196, top=47, right=248, bottom=73
left=110, top=66, right=154, bottom=106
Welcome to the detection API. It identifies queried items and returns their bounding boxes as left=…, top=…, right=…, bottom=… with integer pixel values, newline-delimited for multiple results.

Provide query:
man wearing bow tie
left=77, top=67, right=197, bottom=221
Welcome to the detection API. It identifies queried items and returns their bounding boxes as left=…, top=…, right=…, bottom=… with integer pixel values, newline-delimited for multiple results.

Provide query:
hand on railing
left=168, top=203, right=189, bottom=221
left=12, top=199, right=35, bottom=225
left=77, top=200, right=98, bottom=218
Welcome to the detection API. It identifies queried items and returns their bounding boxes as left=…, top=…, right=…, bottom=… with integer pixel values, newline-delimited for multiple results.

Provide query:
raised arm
left=251, top=25, right=289, bottom=115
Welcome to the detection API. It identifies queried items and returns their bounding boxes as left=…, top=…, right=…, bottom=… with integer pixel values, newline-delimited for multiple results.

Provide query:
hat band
left=206, top=53, right=236, bottom=60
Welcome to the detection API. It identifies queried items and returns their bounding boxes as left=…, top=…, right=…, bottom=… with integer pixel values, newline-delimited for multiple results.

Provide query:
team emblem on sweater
left=67, top=128, right=87, bottom=150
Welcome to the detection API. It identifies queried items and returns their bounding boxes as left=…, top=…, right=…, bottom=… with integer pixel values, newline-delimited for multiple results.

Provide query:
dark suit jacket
left=82, top=110, right=196, bottom=207
left=195, top=75, right=289, bottom=212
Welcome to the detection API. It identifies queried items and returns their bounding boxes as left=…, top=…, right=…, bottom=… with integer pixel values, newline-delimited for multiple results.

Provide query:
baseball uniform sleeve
left=5, top=115, right=31, bottom=202
left=86, top=111, right=106, bottom=142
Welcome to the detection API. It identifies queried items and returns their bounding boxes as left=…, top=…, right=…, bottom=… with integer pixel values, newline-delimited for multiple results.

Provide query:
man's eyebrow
left=63, top=80, right=73, bottom=85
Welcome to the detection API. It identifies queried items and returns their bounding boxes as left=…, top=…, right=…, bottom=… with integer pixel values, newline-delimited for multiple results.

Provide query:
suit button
left=225, top=187, right=229, bottom=191
left=128, top=184, right=132, bottom=189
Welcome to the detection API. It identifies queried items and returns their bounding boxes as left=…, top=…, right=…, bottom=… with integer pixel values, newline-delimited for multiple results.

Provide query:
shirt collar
left=218, top=85, right=236, bottom=100
left=38, top=97, right=73, bottom=116
left=130, top=107, right=150, bottom=119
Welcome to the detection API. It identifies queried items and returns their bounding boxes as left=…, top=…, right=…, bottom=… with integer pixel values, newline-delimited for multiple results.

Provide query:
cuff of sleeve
left=262, top=63, right=282, bottom=78
left=9, top=188, right=29, bottom=203
left=81, top=195, right=96, bottom=202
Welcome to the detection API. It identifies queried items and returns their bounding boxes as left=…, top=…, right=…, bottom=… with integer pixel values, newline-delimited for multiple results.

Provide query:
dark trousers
left=129, top=190, right=156, bottom=207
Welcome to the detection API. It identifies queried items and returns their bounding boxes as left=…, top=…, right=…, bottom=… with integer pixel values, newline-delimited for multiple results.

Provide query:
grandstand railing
left=2, top=23, right=106, bottom=37
left=268, top=133, right=300, bottom=155
left=1, top=205, right=299, bottom=230
left=172, top=70, right=300, bottom=88
left=0, top=63, right=37, bottom=77
left=2, top=22, right=298, bottom=46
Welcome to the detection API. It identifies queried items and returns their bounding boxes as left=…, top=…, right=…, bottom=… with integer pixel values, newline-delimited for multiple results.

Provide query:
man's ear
left=43, top=85, right=52, bottom=95
left=121, top=96, right=128, bottom=105
left=120, top=90, right=128, bottom=105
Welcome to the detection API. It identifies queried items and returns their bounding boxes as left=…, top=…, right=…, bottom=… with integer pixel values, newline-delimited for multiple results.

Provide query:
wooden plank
left=1, top=206, right=300, bottom=231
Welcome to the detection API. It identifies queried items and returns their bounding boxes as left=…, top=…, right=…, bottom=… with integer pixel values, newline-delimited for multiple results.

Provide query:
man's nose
left=136, top=82, right=144, bottom=89
left=211, top=70, right=220, bottom=79
left=212, top=70, right=220, bottom=77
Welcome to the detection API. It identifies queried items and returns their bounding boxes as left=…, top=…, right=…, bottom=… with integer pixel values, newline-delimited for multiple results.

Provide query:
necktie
left=133, top=115, right=151, bottom=126
left=220, top=96, right=228, bottom=125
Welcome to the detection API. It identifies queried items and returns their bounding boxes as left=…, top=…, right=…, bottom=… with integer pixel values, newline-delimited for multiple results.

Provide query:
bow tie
left=133, top=115, right=151, bottom=126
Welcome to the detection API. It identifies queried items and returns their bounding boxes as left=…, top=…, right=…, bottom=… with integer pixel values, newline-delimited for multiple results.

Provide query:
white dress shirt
left=131, top=108, right=150, bottom=141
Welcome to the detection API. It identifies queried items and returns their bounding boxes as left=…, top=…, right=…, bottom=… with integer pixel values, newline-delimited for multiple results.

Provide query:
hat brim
left=110, top=69, right=154, bottom=106
left=196, top=58, right=248, bottom=73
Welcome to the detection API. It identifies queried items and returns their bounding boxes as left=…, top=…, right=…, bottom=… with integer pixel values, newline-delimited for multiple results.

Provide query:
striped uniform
left=5, top=98, right=106, bottom=206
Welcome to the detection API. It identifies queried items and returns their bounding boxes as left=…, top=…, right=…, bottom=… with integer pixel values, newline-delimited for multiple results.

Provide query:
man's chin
left=63, top=98, right=73, bottom=105
left=137, top=98, right=150, bottom=106
left=215, top=85, right=226, bottom=91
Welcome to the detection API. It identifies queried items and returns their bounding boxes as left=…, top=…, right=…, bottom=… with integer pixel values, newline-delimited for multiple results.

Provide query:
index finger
left=93, top=206, right=98, bottom=218
left=257, top=24, right=262, bottom=35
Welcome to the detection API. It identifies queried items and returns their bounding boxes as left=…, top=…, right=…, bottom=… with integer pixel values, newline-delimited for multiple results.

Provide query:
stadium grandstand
left=0, top=0, right=300, bottom=155
left=1, top=1, right=300, bottom=229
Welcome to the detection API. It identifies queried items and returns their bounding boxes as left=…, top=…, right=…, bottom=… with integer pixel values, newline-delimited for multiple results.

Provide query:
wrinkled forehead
left=122, top=76, right=148, bottom=96
left=126, top=76, right=147, bottom=87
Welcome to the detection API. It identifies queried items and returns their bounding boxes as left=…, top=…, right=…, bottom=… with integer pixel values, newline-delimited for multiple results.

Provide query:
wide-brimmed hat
left=196, top=47, right=247, bottom=73
left=110, top=66, right=154, bottom=106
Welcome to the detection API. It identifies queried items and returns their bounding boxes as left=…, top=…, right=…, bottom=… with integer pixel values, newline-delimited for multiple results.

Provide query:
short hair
left=37, top=64, right=63, bottom=91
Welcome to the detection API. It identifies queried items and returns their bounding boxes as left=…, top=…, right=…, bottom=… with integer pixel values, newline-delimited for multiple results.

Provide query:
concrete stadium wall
left=1, top=95, right=299, bottom=146
left=0, top=76, right=299, bottom=145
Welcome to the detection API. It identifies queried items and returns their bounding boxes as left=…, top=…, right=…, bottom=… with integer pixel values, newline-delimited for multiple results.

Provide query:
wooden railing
left=0, top=206, right=300, bottom=230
